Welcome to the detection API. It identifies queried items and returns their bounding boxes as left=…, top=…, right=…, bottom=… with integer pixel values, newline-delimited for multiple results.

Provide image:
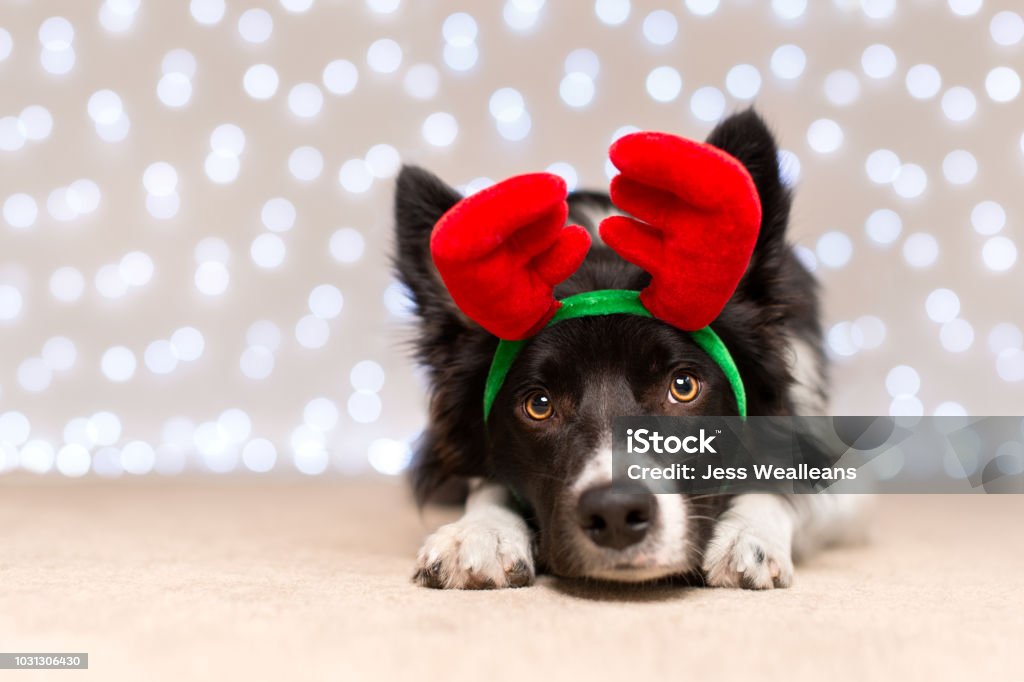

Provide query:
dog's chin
left=581, top=564, right=690, bottom=583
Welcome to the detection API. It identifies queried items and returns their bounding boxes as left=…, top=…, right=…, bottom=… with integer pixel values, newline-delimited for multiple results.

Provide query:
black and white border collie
left=394, top=110, right=865, bottom=589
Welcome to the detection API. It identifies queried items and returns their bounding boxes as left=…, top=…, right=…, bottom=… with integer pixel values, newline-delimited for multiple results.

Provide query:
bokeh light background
left=0, top=0, right=1022, bottom=479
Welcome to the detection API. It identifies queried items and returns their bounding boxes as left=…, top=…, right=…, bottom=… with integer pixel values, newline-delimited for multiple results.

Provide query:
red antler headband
left=429, top=132, right=762, bottom=419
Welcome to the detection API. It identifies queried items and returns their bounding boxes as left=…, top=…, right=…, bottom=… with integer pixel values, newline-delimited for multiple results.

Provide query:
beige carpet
left=2, top=477, right=1021, bottom=681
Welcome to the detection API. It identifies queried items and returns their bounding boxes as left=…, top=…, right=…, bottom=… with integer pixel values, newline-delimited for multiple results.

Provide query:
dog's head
left=393, top=110, right=823, bottom=581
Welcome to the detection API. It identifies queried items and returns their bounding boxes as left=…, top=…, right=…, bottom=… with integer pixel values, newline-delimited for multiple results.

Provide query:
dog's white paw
left=702, top=518, right=794, bottom=590
left=414, top=509, right=535, bottom=589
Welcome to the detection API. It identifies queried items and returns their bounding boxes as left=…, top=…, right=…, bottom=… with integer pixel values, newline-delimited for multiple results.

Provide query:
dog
left=393, top=109, right=865, bottom=589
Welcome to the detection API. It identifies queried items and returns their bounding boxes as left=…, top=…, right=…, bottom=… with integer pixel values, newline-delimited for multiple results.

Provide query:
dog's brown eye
left=669, top=373, right=700, bottom=403
left=524, top=391, right=554, bottom=420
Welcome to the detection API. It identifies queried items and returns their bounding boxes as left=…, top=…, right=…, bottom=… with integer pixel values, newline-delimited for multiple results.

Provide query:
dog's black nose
left=576, top=483, right=656, bottom=550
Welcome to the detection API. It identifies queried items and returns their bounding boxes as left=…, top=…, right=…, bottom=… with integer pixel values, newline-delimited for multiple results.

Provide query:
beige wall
left=0, top=0, right=1021, bottom=477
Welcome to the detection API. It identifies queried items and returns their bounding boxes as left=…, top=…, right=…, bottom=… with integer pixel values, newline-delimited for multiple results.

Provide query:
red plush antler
left=430, top=173, right=592, bottom=340
left=599, top=132, right=762, bottom=331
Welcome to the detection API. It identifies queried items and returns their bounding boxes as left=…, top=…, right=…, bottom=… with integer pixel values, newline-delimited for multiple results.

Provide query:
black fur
left=393, top=109, right=826, bottom=577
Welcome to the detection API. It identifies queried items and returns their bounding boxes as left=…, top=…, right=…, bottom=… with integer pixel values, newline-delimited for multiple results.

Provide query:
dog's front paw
left=702, top=519, right=794, bottom=590
left=413, top=510, right=535, bottom=589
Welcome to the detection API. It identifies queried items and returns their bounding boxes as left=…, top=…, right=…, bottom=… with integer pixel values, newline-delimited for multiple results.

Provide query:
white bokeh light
left=988, top=323, right=1023, bottom=355
left=645, top=67, right=682, bottom=103
left=330, top=228, right=366, bottom=264
left=942, top=150, right=977, bottom=185
left=403, top=63, right=438, bottom=100
left=338, top=158, right=373, bottom=193
left=594, top=0, right=630, bottom=26
left=19, top=105, right=53, bottom=141
left=726, top=64, right=761, bottom=99
left=3, top=193, right=38, bottom=229
left=0, top=29, right=11, bottom=63
left=50, top=267, right=85, bottom=303
left=308, top=284, right=344, bottom=319
left=690, top=86, right=726, bottom=122
left=940, top=318, right=974, bottom=353
left=642, top=10, right=678, bottom=45
left=442, top=12, right=478, bottom=46
left=295, top=315, right=330, bottom=349
left=905, top=64, right=942, bottom=99
left=852, top=315, right=887, bottom=350
left=18, top=358, right=52, bottom=393
left=0, top=285, right=24, bottom=321
left=190, top=0, right=225, bottom=25
left=242, top=439, right=277, bottom=472
left=0, top=116, right=25, bottom=151
left=143, top=162, right=177, bottom=197
left=443, top=43, right=478, bottom=71
left=0, top=412, right=31, bottom=445
left=247, top=320, right=282, bottom=352
left=865, top=149, right=900, bottom=184
left=564, top=49, right=600, bottom=79
left=422, top=112, right=458, bottom=147
left=261, top=197, right=296, bottom=232
left=886, top=365, right=920, bottom=397
left=816, top=231, right=853, bottom=269
left=971, top=201, right=1005, bottom=235
left=351, top=360, right=386, bottom=392
left=324, top=59, right=359, bottom=95
left=144, top=339, right=178, bottom=375
left=772, top=0, right=806, bottom=20
left=210, top=124, right=245, bottom=156
left=365, top=144, right=401, bottom=178
left=171, top=326, right=205, bottom=362
left=990, top=11, right=1024, bottom=46
left=489, top=88, right=525, bottom=122
left=240, top=346, right=275, bottom=380
left=985, top=66, right=1021, bottom=103
left=288, top=146, right=324, bottom=181
left=157, top=73, right=192, bottom=108
left=194, top=237, right=230, bottom=264
left=280, top=0, right=315, bottom=12
left=947, top=0, right=982, bottom=17
left=119, top=251, right=154, bottom=287
left=926, top=289, right=960, bottom=323
left=243, top=64, right=280, bottom=100
left=101, top=346, right=137, bottom=382
left=982, top=237, right=1018, bottom=272
left=368, top=439, right=412, bottom=475
left=892, top=163, right=927, bottom=199
left=238, top=9, right=273, bottom=43
left=902, top=232, right=939, bottom=268
left=861, top=44, right=896, bottom=79
left=161, top=49, right=197, bottom=78
left=304, top=398, right=339, bottom=432
left=807, top=118, right=843, bottom=153
left=195, top=261, right=230, bottom=296
left=121, top=441, right=155, bottom=475
left=57, top=444, right=91, bottom=478
left=205, top=152, right=240, bottom=184
left=941, top=86, right=976, bottom=122
left=561, top=72, right=596, bottom=108
left=771, top=44, right=806, bottom=80
left=824, top=70, right=860, bottom=106
left=366, top=38, right=402, bottom=74
left=348, top=391, right=382, bottom=423
left=288, top=83, right=324, bottom=118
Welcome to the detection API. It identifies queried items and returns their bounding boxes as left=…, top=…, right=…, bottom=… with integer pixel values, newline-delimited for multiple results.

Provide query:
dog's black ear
left=393, top=166, right=494, bottom=505
left=705, top=109, right=794, bottom=307
left=705, top=109, right=826, bottom=416
left=393, top=165, right=465, bottom=326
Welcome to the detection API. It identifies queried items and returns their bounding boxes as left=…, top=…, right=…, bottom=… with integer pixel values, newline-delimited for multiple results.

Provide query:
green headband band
left=482, top=289, right=747, bottom=421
